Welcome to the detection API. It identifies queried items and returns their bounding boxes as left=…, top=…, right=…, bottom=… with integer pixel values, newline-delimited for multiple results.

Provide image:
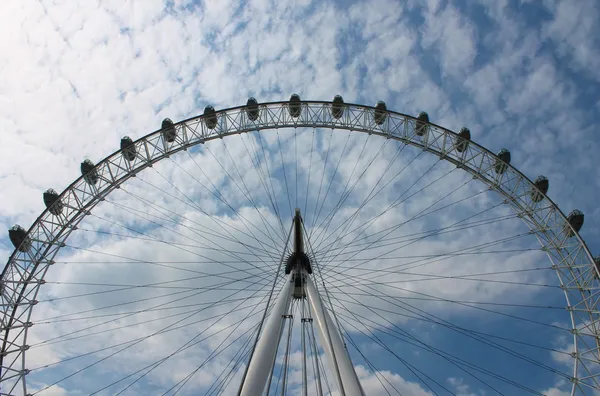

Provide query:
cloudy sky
left=1, top=0, right=599, bottom=395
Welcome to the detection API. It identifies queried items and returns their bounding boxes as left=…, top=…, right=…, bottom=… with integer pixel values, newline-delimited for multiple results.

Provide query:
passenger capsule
left=374, top=101, right=387, bottom=125
left=81, top=159, right=98, bottom=185
left=331, top=95, right=345, bottom=119
left=43, top=188, right=63, bottom=216
left=9, top=225, right=31, bottom=252
left=415, top=112, right=429, bottom=136
left=594, top=256, right=600, bottom=279
left=204, top=105, right=218, bottom=129
left=246, top=97, right=260, bottom=121
left=161, top=118, right=176, bottom=143
left=456, top=127, right=471, bottom=153
left=121, top=136, right=136, bottom=162
left=566, top=209, right=584, bottom=237
left=531, top=176, right=549, bottom=203
left=494, top=149, right=511, bottom=174
left=289, top=94, right=302, bottom=118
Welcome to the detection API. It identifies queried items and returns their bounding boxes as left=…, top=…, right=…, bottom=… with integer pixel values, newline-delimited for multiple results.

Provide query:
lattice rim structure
left=1, top=100, right=598, bottom=395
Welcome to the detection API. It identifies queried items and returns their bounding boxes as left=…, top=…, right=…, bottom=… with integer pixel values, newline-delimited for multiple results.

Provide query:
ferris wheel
left=1, top=96, right=599, bottom=395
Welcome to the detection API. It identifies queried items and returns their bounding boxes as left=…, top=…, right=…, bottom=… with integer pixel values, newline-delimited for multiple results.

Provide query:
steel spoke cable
left=355, top=231, right=540, bottom=281
left=236, top=220, right=293, bottom=396
left=320, top=233, right=553, bottom=289
left=100, top=276, right=272, bottom=396
left=331, top=302, right=547, bottom=395
left=316, top=249, right=545, bottom=265
left=313, top=162, right=472, bottom=260
left=326, top=281, right=553, bottom=394
left=101, top=196, right=280, bottom=260
left=340, top=330, right=398, bottom=396
left=65, top=218, right=280, bottom=286
left=318, top=187, right=509, bottom=276
left=329, top=287, right=570, bottom=354
left=35, top=266, right=271, bottom=321
left=174, top=152, right=286, bottom=251
left=131, top=169, right=282, bottom=268
left=336, top=310, right=451, bottom=396
left=310, top=132, right=373, bottom=239
left=313, top=211, right=522, bottom=256
left=316, top=229, right=533, bottom=267
left=310, top=142, right=435, bottom=252
left=334, top=308, right=510, bottom=395
left=311, top=134, right=401, bottom=245
left=318, top=262, right=570, bottom=350
left=323, top=269, right=567, bottom=330
left=203, top=141, right=286, bottom=249
left=30, top=272, right=275, bottom=395
left=304, top=129, right=316, bottom=219
left=314, top=162, right=463, bottom=268
left=332, top=295, right=570, bottom=356
left=143, top=165, right=284, bottom=267
left=164, top=285, right=278, bottom=396
left=309, top=129, right=334, bottom=232
left=311, top=130, right=352, bottom=234
left=276, top=130, right=294, bottom=219
left=313, top=213, right=523, bottom=259
left=29, top=297, right=269, bottom=372
left=205, top=322, right=257, bottom=396
left=113, top=174, right=281, bottom=258
left=35, top=258, right=274, bottom=303
left=102, top=191, right=282, bottom=270
left=252, top=129, right=287, bottom=235
left=74, top=224, right=276, bottom=259
left=336, top=290, right=564, bottom=310
left=35, top=294, right=272, bottom=325
left=30, top=275, right=272, bottom=348
left=326, top=273, right=573, bottom=371
left=116, top=316, right=262, bottom=396
left=192, top=135, right=285, bottom=238
left=239, top=133, right=286, bottom=238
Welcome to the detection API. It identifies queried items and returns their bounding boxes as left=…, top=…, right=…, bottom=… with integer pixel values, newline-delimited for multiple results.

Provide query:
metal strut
left=239, top=209, right=364, bottom=396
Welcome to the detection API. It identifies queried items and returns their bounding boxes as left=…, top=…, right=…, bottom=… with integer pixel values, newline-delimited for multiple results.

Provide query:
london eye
left=1, top=97, right=599, bottom=395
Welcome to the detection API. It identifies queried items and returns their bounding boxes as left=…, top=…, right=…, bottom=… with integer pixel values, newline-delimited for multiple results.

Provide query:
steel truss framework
left=0, top=100, right=598, bottom=395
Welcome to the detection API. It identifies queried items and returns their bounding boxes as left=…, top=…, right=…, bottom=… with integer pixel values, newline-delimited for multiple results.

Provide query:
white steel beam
left=239, top=273, right=295, bottom=396
left=305, top=275, right=365, bottom=396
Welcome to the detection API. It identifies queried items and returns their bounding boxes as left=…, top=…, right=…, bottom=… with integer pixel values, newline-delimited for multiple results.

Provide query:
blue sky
left=1, top=0, right=599, bottom=395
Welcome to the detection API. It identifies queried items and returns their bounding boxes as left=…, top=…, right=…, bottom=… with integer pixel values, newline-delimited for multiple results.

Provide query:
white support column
left=239, top=273, right=295, bottom=396
left=305, top=275, right=365, bottom=396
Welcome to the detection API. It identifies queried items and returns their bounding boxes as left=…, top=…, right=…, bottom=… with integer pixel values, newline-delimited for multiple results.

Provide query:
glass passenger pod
left=81, top=159, right=99, bottom=185
left=289, top=94, right=302, bottom=118
left=43, top=188, right=63, bottom=216
left=246, top=97, right=260, bottom=121
left=374, top=101, right=387, bottom=125
left=161, top=118, right=176, bottom=143
left=456, top=127, right=471, bottom=153
left=494, top=148, right=511, bottom=174
left=415, top=111, right=429, bottom=136
left=9, top=224, right=31, bottom=252
left=594, top=256, right=600, bottom=279
left=120, top=136, right=136, bottom=162
left=531, top=175, right=549, bottom=203
left=565, top=209, right=584, bottom=238
left=204, top=105, right=218, bottom=130
left=331, top=95, right=345, bottom=119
